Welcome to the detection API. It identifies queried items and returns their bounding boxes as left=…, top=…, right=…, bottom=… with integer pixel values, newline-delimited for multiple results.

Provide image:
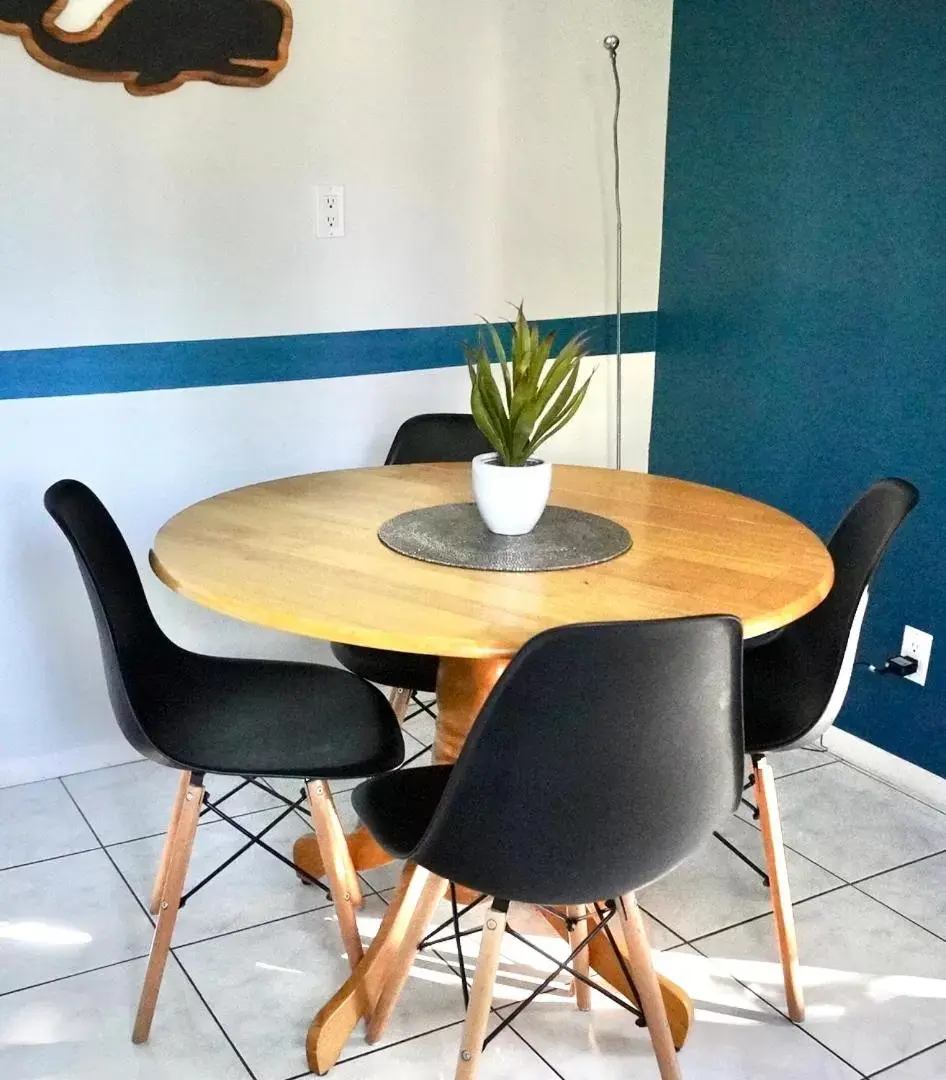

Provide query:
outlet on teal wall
left=653, top=1, right=946, bottom=775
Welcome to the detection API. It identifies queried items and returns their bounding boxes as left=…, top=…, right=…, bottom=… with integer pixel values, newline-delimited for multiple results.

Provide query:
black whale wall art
left=0, top=0, right=292, bottom=95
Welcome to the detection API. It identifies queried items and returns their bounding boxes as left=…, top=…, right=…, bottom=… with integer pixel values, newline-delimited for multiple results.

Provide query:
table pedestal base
left=293, top=656, right=508, bottom=882
left=293, top=826, right=391, bottom=886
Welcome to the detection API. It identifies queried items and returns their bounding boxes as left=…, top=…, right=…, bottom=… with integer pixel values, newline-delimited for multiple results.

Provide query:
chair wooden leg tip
left=306, top=1032, right=337, bottom=1076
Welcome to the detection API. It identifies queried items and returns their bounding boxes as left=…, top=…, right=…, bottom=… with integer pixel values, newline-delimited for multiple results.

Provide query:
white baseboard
left=823, top=728, right=946, bottom=812
left=0, top=740, right=141, bottom=790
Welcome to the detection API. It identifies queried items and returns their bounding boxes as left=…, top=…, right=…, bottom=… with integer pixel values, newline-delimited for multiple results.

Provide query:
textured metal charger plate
left=378, top=503, right=631, bottom=572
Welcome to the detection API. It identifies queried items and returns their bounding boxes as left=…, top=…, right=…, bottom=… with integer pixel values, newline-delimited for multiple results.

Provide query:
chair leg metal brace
left=712, top=829, right=770, bottom=887
left=134, top=773, right=205, bottom=1043
left=455, top=899, right=509, bottom=1080
left=753, top=754, right=805, bottom=1022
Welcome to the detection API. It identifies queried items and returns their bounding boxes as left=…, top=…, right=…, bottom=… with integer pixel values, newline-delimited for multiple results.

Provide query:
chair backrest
left=745, top=477, right=919, bottom=750
left=44, top=479, right=176, bottom=762
left=411, top=616, right=744, bottom=905
left=385, top=413, right=491, bottom=465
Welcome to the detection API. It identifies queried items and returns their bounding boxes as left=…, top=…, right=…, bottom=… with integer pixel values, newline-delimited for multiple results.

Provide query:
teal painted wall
left=653, top=1, right=946, bottom=775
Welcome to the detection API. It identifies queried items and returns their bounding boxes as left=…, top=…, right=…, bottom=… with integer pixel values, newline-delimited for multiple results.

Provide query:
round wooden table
left=151, top=462, right=833, bottom=1073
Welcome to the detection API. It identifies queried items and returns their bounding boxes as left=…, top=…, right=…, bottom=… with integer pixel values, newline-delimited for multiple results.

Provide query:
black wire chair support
left=483, top=899, right=642, bottom=1048
left=418, top=892, right=490, bottom=951
left=712, top=829, right=770, bottom=887
left=404, top=692, right=437, bottom=725
left=450, top=882, right=471, bottom=1008
left=180, top=786, right=331, bottom=906
left=401, top=691, right=436, bottom=754
left=416, top=888, right=647, bottom=1051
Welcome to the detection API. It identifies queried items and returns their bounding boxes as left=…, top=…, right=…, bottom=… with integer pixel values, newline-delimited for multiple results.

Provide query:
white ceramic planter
left=471, top=452, right=552, bottom=535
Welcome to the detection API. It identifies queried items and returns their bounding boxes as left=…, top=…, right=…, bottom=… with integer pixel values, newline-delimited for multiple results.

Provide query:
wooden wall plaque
left=0, top=0, right=293, bottom=96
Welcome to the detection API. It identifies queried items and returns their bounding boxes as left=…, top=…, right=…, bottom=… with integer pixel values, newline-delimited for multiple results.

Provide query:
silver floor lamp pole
left=603, top=34, right=623, bottom=470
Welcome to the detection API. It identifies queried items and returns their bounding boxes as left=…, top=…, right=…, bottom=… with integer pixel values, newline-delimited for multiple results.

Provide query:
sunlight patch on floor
left=0, top=921, right=92, bottom=947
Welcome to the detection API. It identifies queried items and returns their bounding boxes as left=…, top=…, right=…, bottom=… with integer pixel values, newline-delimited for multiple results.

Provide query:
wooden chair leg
left=754, top=755, right=805, bottom=1022
left=133, top=775, right=204, bottom=1044
left=366, top=871, right=449, bottom=1043
left=149, top=770, right=191, bottom=915
left=615, top=893, right=682, bottom=1080
left=389, top=687, right=413, bottom=723
left=307, top=780, right=365, bottom=969
left=567, top=904, right=592, bottom=1011
left=314, top=780, right=363, bottom=908
left=306, top=863, right=432, bottom=1073
left=455, top=900, right=508, bottom=1080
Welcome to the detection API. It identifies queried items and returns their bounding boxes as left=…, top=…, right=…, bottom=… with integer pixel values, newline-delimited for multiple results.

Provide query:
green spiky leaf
left=462, top=304, right=594, bottom=467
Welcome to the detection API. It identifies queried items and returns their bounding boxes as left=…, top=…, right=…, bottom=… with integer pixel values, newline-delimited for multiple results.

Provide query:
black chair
left=44, top=480, right=404, bottom=1044
left=330, top=413, right=491, bottom=724
left=352, top=616, right=745, bottom=1080
left=738, top=478, right=918, bottom=1023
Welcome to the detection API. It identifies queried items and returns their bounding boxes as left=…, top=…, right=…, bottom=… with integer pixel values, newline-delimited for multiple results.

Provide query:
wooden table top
left=151, top=463, right=834, bottom=658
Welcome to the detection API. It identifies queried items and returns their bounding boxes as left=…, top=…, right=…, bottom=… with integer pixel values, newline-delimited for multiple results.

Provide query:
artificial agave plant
left=465, top=305, right=593, bottom=467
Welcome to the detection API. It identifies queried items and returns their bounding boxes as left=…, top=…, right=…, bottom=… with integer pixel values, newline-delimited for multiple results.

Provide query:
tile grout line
left=87, top=794, right=344, bottom=954
left=848, top=881, right=946, bottom=946
left=836, top=757, right=946, bottom=818
left=91, top=792, right=341, bottom=852
left=57, top=777, right=155, bottom=927
left=56, top=755, right=147, bottom=782
left=866, top=1035, right=946, bottom=1078
left=169, top=949, right=259, bottom=1080
left=686, top=937, right=871, bottom=1078
left=331, top=1017, right=472, bottom=1070
left=732, top=786, right=946, bottom=892
left=683, top=881, right=850, bottom=949
left=851, top=845, right=946, bottom=887
left=58, top=776, right=259, bottom=1077
left=0, top=843, right=102, bottom=874
left=171, top=898, right=336, bottom=953
left=767, top=757, right=838, bottom=781
left=0, top=952, right=153, bottom=1000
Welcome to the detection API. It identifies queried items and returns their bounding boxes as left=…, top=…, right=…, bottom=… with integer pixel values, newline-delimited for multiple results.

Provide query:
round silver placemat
left=378, top=503, right=631, bottom=572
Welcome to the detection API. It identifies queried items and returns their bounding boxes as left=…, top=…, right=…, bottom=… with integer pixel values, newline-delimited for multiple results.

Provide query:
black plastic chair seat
left=743, top=632, right=819, bottom=753
left=330, top=643, right=439, bottom=695
left=353, top=764, right=452, bottom=858
left=743, top=477, right=918, bottom=754
left=43, top=478, right=405, bottom=783
left=353, top=617, right=744, bottom=907
left=148, top=652, right=403, bottom=778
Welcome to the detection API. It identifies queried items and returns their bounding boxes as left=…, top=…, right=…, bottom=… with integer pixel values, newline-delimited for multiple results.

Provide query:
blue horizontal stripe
left=0, top=312, right=655, bottom=401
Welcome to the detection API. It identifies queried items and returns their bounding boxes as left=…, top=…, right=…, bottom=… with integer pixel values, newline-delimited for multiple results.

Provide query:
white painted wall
left=0, top=0, right=672, bottom=786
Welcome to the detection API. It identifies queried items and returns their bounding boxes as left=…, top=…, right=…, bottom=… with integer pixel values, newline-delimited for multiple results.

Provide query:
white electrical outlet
left=900, top=625, right=933, bottom=686
left=316, top=185, right=344, bottom=238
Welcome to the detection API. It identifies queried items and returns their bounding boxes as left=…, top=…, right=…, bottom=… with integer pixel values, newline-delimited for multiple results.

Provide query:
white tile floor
left=2, top=708, right=946, bottom=1080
